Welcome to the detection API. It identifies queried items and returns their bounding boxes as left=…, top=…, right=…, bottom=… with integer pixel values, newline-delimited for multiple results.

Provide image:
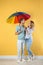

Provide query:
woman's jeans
left=25, top=37, right=33, bottom=57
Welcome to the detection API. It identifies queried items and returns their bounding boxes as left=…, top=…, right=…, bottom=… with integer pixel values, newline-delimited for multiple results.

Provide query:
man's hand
left=15, top=30, right=23, bottom=35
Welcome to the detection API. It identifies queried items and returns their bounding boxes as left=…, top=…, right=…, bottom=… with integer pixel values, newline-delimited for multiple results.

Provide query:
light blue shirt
left=16, top=25, right=25, bottom=40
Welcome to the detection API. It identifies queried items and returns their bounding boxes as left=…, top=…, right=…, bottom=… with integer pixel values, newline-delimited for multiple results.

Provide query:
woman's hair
left=19, top=18, right=24, bottom=23
left=30, top=20, right=34, bottom=24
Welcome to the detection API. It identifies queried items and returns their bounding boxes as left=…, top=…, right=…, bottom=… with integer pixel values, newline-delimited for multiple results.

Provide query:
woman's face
left=29, top=22, right=34, bottom=28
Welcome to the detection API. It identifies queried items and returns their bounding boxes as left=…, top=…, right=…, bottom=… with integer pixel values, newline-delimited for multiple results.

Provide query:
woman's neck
left=29, top=26, right=32, bottom=29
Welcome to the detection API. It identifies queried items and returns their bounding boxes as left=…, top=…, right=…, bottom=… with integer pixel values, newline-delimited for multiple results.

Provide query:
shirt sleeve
left=16, top=26, right=19, bottom=32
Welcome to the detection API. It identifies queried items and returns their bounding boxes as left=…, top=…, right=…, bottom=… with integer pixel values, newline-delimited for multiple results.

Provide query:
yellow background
left=0, top=0, right=43, bottom=55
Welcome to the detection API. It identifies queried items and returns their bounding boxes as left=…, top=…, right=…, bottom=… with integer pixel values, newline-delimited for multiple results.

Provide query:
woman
left=25, top=20, right=34, bottom=61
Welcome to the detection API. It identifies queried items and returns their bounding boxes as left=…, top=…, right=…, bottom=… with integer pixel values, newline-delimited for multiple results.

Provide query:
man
left=15, top=18, right=25, bottom=62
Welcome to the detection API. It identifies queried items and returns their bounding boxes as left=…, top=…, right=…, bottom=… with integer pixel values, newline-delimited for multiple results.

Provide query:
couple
left=15, top=18, right=34, bottom=62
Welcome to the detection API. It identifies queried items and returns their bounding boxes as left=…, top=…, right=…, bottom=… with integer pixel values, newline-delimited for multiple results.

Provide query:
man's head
left=19, top=18, right=25, bottom=26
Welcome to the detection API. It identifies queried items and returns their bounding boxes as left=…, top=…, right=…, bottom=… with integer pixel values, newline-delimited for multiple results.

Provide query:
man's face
left=21, top=19, right=25, bottom=26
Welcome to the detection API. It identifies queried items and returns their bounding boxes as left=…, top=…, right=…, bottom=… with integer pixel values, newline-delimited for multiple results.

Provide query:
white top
left=25, top=27, right=34, bottom=39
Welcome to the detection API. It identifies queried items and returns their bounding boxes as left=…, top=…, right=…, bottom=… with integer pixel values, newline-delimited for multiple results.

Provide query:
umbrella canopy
left=7, top=12, right=31, bottom=24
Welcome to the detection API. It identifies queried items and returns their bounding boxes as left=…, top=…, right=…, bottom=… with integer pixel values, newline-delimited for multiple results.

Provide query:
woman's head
left=29, top=20, right=34, bottom=28
left=19, top=18, right=25, bottom=26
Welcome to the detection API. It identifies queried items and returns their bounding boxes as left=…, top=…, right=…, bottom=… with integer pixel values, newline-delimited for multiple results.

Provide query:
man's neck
left=19, top=24, right=24, bottom=27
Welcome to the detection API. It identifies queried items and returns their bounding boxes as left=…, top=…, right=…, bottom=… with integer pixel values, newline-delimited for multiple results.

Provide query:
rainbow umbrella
left=7, top=12, right=31, bottom=24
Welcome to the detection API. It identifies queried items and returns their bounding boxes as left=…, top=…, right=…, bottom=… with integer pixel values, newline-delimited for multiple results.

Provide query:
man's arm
left=15, top=30, right=22, bottom=35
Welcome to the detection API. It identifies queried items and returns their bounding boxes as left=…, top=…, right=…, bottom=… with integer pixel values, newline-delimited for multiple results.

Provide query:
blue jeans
left=25, top=37, right=33, bottom=57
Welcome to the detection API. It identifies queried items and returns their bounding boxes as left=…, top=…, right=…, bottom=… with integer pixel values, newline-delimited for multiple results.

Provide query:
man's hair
left=19, top=18, right=24, bottom=23
left=30, top=20, right=34, bottom=24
